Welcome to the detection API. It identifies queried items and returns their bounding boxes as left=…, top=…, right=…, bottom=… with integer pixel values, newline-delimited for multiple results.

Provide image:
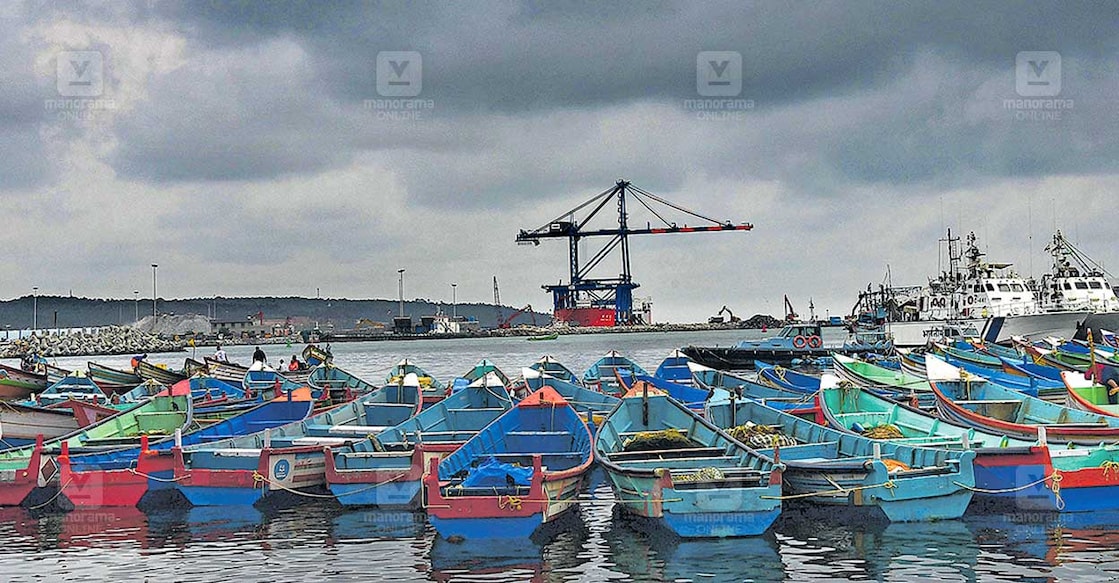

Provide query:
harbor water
left=1, top=330, right=1115, bottom=582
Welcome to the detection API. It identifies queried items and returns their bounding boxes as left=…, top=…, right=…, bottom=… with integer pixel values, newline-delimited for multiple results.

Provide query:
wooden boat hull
left=706, top=398, right=976, bottom=522
left=86, top=362, right=143, bottom=395
left=59, top=398, right=314, bottom=507
left=0, top=404, right=81, bottom=446
left=135, top=360, right=187, bottom=385
left=425, top=455, right=587, bottom=539
left=596, top=389, right=783, bottom=537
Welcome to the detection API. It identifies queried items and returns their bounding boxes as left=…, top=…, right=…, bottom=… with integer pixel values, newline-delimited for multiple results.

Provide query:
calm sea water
left=1, top=329, right=1117, bottom=582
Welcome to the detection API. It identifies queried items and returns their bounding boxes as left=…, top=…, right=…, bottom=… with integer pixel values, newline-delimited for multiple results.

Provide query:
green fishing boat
left=0, top=383, right=193, bottom=506
left=1061, top=370, right=1119, bottom=416
left=831, top=354, right=932, bottom=392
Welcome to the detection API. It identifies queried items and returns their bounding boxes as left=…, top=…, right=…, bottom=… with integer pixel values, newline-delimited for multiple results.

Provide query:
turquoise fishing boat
left=595, top=382, right=783, bottom=537
left=324, top=371, right=514, bottom=507
left=583, top=351, right=649, bottom=396
left=522, top=368, right=619, bottom=426
left=706, top=396, right=976, bottom=522
left=927, top=355, right=1119, bottom=445
left=818, top=384, right=1119, bottom=512
left=653, top=350, right=695, bottom=386
left=387, top=358, right=446, bottom=407
left=527, top=355, right=582, bottom=386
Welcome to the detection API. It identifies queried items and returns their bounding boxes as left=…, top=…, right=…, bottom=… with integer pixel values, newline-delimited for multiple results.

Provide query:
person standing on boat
left=130, top=353, right=147, bottom=370
left=288, top=355, right=301, bottom=372
left=252, top=346, right=266, bottom=365
left=213, top=344, right=228, bottom=363
left=1092, top=362, right=1119, bottom=404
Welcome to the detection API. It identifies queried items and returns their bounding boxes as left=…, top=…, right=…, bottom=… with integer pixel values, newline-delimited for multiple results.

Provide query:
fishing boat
left=0, top=404, right=83, bottom=448
left=0, top=362, right=47, bottom=399
left=653, top=350, right=695, bottom=385
left=521, top=368, right=620, bottom=425
left=324, top=372, right=514, bottom=507
left=58, top=392, right=315, bottom=507
left=86, top=361, right=144, bottom=395
left=832, top=354, right=932, bottom=394
left=583, top=351, right=649, bottom=396
left=302, top=344, right=332, bottom=367
left=387, top=359, right=446, bottom=407
left=526, top=333, right=558, bottom=342
left=595, top=382, right=783, bottom=537
left=629, top=375, right=712, bottom=412
left=307, top=363, right=379, bottom=404
left=203, top=357, right=248, bottom=387
left=705, top=396, right=976, bottom=522
left=816, top=386, right=1057, bottom=508
left=423, top=386, right=594, bottom=539
left=0, top=384, right=193, bottom=506
left=527, top=356, right=582, bottom=386
left=1061, top=371, right=1119, bottom=416
left=135, top=360, right=188, bottom=385
left=689, top=363, right=819, bottom=415
left=755, top=362, right=826, bottom=393
left=172, top=373, right=417, bottom=506
left=23, top=373, right=114, bottom=408
left=927, top=355, right=1119, bottom=445
left=460, top=359, right=511, bottom=387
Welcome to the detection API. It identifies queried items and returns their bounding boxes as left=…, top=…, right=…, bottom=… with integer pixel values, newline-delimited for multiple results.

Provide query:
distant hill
left=0, top=295, right=551, bottom=331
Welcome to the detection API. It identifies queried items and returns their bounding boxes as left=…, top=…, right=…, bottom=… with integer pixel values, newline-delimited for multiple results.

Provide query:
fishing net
left=862, top=424, right=904, bottom=439
left=673, top=467, right=726, bottom=483
left=881, top=459, right=910, bottom=472
left=622, top=429, right=692, bottom=452
left=727, top=422, right=798, bottom=448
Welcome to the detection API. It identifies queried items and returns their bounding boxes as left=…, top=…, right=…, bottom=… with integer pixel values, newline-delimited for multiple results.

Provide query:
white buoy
left=174, top=428, right=182, bottom=448
left=1037, top=425, right=1048, bottom=446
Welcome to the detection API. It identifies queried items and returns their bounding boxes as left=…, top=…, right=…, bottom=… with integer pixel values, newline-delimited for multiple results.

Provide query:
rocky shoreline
left=0, top=326, right=184, bottom=358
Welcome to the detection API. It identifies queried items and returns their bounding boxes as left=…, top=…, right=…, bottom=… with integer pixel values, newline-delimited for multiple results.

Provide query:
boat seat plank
left=608, top=446, right=726, bottom=460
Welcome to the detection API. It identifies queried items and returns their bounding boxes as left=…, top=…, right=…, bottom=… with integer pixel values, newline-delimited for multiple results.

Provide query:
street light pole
left=398, top=269, right=405, bottom=318
left=31, top=286, right=37, bottom=331
left=133, top=290, right=139, bottom=322
left=151, top=264, right=158, bottom=319
left=451, top=283, right=457, bottom=319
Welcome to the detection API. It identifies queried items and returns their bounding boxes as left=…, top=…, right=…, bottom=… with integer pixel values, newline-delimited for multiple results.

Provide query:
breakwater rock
left=0, top=326, right=184, bottom=358
left=134, top=314, right=212, bottom=336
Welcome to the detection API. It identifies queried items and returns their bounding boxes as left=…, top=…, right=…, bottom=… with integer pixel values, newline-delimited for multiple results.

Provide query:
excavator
left=498, top=305, right=537, bottom=328
left=708, top=306, right=741, bottom=324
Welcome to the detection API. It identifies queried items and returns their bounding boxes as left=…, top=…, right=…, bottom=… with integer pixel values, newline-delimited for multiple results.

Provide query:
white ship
left=1037, top=230, right=1119, bottom=313
left=852, top=230, right=1088, bottom=347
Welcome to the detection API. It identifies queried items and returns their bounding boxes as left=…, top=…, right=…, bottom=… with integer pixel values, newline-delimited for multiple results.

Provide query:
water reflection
left=605, top=507, right=784, bottom=583
left=429, top=536, right=544, bottom=582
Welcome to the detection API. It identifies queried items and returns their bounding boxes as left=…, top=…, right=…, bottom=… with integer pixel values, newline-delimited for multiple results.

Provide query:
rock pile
left=0, top=326, right=183, bottom=358
left=133, top=314, right=212, bottom=336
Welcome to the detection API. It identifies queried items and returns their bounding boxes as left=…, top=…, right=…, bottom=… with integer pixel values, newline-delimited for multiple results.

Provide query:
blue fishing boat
left=324, top=371, right=514, bottom=508
left=755, top=362, right=826, bottom=393
left=387, top=358, right=447, bottom=407
left=423, top=386, right=594, bottom=539
left=459, top=359, right=511, bottom=387
left=307, top=363, right=379, bottom=403
left=706, top=396, right=976, bottom=522
left=654, top=350, right=695, bottom=385
left=689, top=363, right=818, bottom=414
left=522, top=368, right=620, bottom=426
left=115, top=379, right=168, bottom=404
left=934, top=349, right=1062, bottom=397
left=583, top=351, right=649, bottom=396
left=59, top=392, right=315, bottom=508
left=630, top=375, right=713, bottom=412
left=595, top=382, right=783, bottom=537
left=172, top=372, right=417, bottom=506
left=24, top=373, right=111, bottom=408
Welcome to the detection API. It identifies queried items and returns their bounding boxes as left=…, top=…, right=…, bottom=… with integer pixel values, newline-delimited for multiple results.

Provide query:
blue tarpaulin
left=462, top=456, right=534, bottom=488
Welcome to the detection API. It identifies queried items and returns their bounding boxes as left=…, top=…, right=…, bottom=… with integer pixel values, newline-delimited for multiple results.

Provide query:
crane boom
left=516, top=179, right=752, bottom=326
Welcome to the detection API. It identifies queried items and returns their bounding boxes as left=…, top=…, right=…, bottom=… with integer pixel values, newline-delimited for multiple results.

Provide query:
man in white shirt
left=213, top=344, right=228, bottom=363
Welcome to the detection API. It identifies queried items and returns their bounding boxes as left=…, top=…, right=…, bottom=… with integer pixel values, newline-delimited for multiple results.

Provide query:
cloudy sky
left=2, top=1, right=1117, bottom=323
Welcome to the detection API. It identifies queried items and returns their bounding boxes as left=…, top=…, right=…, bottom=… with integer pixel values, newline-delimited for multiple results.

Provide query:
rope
left=1103, top=460, right=1119, bottom=480
left=952, top=471, right=1065, bottom=510
left=250, top=470, right=336, bottom=499
left=760, top=479, right=897, bottom=501
left=126, top=467, right=188, bottom=483
left=27, top=478, right=73, bottom=510
left=498, top=495, right=523, bottom=511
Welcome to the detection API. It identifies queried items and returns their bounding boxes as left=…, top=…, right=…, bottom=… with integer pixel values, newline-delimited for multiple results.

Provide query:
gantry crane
left=516, top=180, right=752, bottom=326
